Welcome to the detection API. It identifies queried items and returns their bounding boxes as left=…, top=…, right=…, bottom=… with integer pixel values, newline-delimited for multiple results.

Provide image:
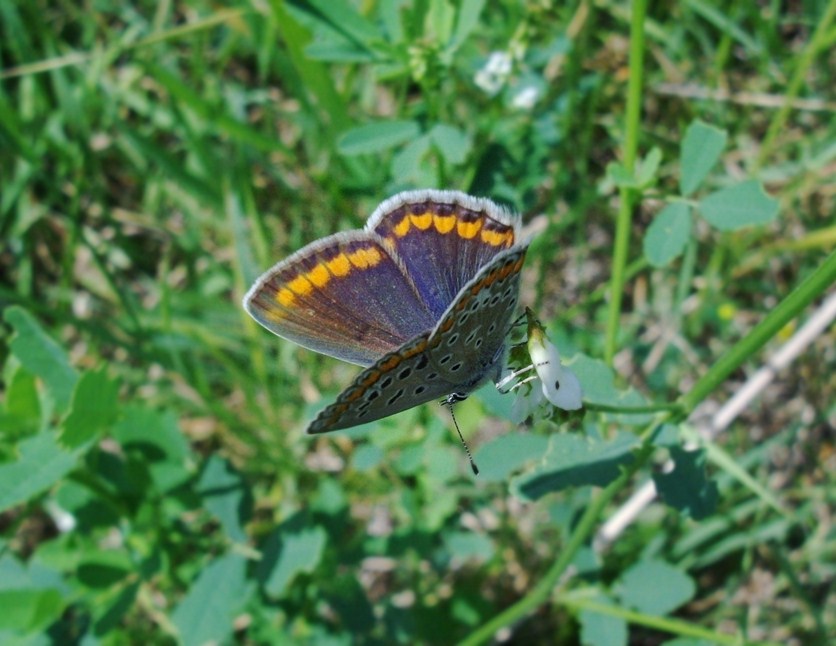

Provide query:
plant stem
left=604, top=0, right=648, bottom=364
left=562, top=597, right=745, bottom=645
left=584, top=402, right=684, bottom=414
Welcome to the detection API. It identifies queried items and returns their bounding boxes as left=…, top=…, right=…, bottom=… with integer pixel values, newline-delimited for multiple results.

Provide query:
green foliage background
left=1, top=1, right=834, bottom=644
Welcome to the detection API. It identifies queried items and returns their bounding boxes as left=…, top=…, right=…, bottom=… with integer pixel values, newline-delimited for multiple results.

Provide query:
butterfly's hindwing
left=306, top=333, right=459, bottom=433
left=427, top=246, right=528, bottom=384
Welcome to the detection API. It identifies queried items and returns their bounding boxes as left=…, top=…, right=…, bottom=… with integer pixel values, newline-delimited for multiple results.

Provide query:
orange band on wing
left=273, top=244, right=383, bottom=310
left=326, top=254, right=351, bottom=276
left=457, top=219, right=481, bottom=239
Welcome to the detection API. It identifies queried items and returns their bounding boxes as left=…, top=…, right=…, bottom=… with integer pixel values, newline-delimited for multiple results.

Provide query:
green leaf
left=605, top=161, right=634, bottom=188
left=112, top=405, right=190, bottom=462
left=654, top=424, right=681, bottom=448
left=643, top=203, right=692, bottom=267
left=474, top=432, right=549, bottom=482
left=422, top=486, right=460, bottom=531
left=258, top=517, right=327, bottom=598
left=653, top=447, right=718, bottom=519
left=606, top=148, right=660, bottom=190
left=272, top=0, right=351, bottom=133
left=698, top=433, right=786, bottom=515
left=0, top=555, right=67, bottom=636
left=76, top=550, right=134, bottom=589
left=443, top=531, right=494, bottom=561
left=0, top=588, right=64, bottom=633
left=697, top=180, right=779, bottom=231
left=305, top=38, right=379, bottom=63
left=394, top=443, right=425, bottom=476
left=511, top=432, right=639, bottom=501
left=171, top=553, right=249, bottom=646
left=615, top=559, right=696, bottom=615
left=197, top=456, right=252, bottom=543
left=579, top=596, right=628, bottom=646
left=0, top=432, right=79, bottom=513
left=311, top=478, right=347, bottom=515
left=426, top=0, right=457, bottom=45
left=450, top=0, right=487, bottom=49
left=635, top=147, right=662, bottom=187
left=391, top=135, right=433, bottom=184
left=112, top=406, right=193, bottom=492
left=59, top=366, right=120, bottom=448
left=562, top=354, right=618, bottom=403
left=423, top=443, right=460, bottom=484
left=680, top=120, right=727, bottom=196
left=4, top=306, right=77, bottom=413
left=336, top=120, right=421, bottom=156
left=1, top=364, right=41, bottom=438
left=93, top=582, right=140, bottom=637
left=352, top=444, right=384, bottom=471
left=305, top=0, right=381, bottom=46
left=429, top=123, right=472, bottom=165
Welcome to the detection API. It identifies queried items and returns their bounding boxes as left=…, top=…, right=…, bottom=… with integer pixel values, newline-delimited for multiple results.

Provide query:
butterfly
left=243, top=189, right=530, bottom=434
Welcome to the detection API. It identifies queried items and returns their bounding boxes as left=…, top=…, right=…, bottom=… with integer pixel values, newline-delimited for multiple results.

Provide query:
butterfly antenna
left=446, top=400, right=479, bottom=476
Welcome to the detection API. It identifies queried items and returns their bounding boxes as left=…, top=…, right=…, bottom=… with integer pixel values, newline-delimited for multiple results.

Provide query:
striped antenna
left=444, top=397, right=479, bottom=476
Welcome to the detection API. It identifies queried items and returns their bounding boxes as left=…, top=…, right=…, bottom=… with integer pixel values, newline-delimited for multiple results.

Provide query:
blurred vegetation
left=1, top=0, right=834, bottom=644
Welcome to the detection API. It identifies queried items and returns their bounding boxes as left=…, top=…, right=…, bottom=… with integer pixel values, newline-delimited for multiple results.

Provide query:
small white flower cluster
left=474, top=51, right=513, bottom=96
left=474, top=51, right=542, bottom=110
left=511, top=85, right=540, bottom=110
left=498, top=309, right=583, bottom=422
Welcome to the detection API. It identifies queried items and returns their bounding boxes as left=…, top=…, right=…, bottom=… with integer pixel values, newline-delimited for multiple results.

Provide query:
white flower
left=474, top=51, right=513, bottom=95
left=511, top=85, right=540, bottom=110
left=527, top=319, right=583, bottom=411
left=510, top=380, right=543, bottom=423
left=496, top=310, right=584, bottom=418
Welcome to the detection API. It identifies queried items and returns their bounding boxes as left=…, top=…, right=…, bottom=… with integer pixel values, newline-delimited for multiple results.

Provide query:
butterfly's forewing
left=368, top=190, right=521, bottom=319
left=244, top=232, right=436, bottom=366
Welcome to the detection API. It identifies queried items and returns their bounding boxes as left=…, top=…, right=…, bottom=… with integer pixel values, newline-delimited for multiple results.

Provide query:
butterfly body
left=244, top=190, right=529, bottom=433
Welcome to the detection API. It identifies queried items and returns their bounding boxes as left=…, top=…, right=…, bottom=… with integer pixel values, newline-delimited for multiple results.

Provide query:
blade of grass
left=0, top=8, right=250, bottom=80
left=268, top=0, right=351, bottom=137
left=604, top=0, right=648, bottom=364
left=755, top=0, right=836, bottom=169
